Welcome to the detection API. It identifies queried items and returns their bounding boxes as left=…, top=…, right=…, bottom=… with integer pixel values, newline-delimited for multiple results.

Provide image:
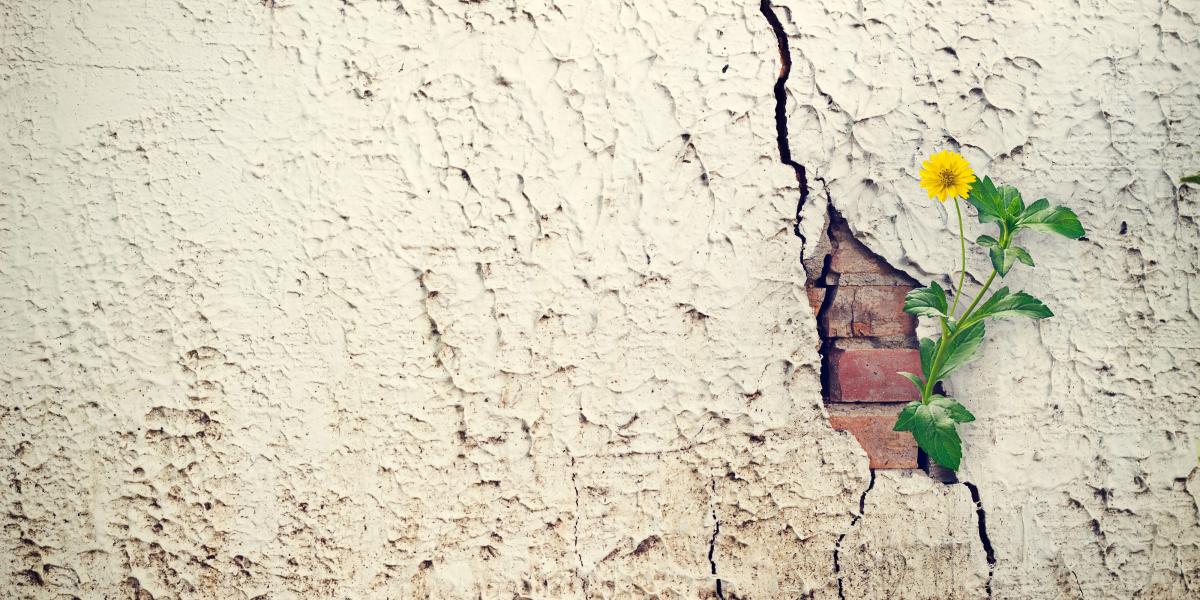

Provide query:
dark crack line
left=814, top=208, right=841, bottom=398
left=708, top=478, right=726, bottom=600
left=570, top=454, right=587, bottom=591
left=962, top=481, right=997, bottom=598
left=834, top=468, right=875, bottom=600
left=760, top=0, right=811, bottom=253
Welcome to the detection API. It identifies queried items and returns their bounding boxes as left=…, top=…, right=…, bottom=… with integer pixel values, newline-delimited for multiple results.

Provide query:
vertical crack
left=814, top=211, right=841, bottom=399
left=708, top=477, right=726, bottom=600
left=962, top=481, right=997, bottom=598
left=833, top=468, right=876, bottom=600
left=570, top=454, right=587, bottom=590
left=759, top=0, right=811, bottom=252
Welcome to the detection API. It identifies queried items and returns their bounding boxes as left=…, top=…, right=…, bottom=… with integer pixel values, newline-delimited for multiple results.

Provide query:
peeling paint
left=1, top=0, right=1198, bottom=598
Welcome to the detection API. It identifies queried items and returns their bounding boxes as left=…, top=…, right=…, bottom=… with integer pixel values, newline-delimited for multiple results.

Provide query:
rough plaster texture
left=0, top=0, right=1197, bottom=598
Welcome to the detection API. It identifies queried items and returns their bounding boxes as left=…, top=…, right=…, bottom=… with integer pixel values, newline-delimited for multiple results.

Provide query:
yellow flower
left=919, top=150, right=976, bottom=202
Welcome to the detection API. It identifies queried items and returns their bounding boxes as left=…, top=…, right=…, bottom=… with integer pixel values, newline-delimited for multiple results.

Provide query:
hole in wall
left=805, top=210, right=932, bottom=472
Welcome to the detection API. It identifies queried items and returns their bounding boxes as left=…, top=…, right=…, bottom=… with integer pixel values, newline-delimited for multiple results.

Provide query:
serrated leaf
left=893, top=400, right=922, bottom=432
left=906, top=403, right=964, bottom=470
left=989, top=246, right=1016, bottom=276
left=998, top=185, right=1024, bottom=216
left=898, top=371, right=924, bottom=394
left=929, top=395, right=975, bottom=423
left=990, top=246, right=1033, bottom=276
left=972, top=287, right=1053, bottom=320
left=904, top=282, right=949, bottom=319
left=1023, top=198, right=1049, bottom=215
left=976, top=235, right=999, bottom=248
left=1011, top=246, right=1034, bottom=267
left=919, top=337, right=936, bottom=381
left=1018, top=202, right=1085, bottom=239
left=972, top=287, right=1010, bottom=317
left=966, top=176, right=1005, bottom=224
left=937, top=320, right=985, bottom=379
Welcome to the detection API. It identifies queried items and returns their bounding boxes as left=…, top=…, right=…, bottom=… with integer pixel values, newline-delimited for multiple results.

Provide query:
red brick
left=821, top=286, right=915, bottom=338
left=806, top=286, right=826, bottom=316
left=830, top=239, right=895, bottom=276
left=852, top=287, right=916, bottom=336
left=829, top=413, right=918, bottom=469
left=827, top=222, right=916, bottom=286
left=831, top=348, right=922, bottom=402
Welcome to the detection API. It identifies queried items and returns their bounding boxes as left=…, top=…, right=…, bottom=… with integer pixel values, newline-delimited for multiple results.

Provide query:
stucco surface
left=0, top=1, right=1197, bottom=599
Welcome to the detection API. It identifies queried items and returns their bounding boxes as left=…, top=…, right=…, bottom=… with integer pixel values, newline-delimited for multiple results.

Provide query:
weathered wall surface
left=1, top=1, right=1196, bottom=598
left=780, top=0, right=1200, bottom=597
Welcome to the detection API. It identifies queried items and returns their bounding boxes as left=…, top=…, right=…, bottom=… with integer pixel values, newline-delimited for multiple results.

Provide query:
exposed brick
left=829, top=412, right=918, bottom=469
left=806, top=286, right=826, bottom=316
left=802, top=229, right=833, bottom=278
left=827, top=220, right=917, bottom=287
left=852, top=286, right=915, bottom=336
left=813, top=213, right=924, bottom=468
left=831, top=348, right=922, bottom=402
left=830, top=239, right=896, bottom=276
left=836, top=271, right=915, bottom=287
left=822, top=289, right=853, bottom=337
left=821, top=286, right=915, bottom=338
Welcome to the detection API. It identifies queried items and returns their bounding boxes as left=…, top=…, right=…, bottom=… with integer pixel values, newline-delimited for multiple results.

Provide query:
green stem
left=922, top=268, right=998, bottom=401
left=948, top=198, right=967, bottom=317
left=958, top=270, right=997, bottom=327
left=920, top=205, right=1011, bottom=401
left=958, top=220, right=1006, bottom=326
left=923, top=198, right=970, bottom=401
left=923, top=326, right=949, bottom=400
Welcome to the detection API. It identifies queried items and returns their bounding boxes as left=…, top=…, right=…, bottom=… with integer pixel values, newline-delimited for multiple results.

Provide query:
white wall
left=1, top=1, right=1196, bottom=598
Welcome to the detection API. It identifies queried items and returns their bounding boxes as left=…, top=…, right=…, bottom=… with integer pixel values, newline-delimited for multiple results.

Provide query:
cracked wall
left=806, top=212, right=922, bottom=470
left=1, top=1, right=1198, bottom=599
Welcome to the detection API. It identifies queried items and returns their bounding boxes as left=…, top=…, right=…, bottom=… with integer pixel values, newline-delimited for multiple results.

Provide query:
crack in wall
left=569, top=454, right=586, bottom=588
left=813, top=214, right=840, bottom=396
left=759, top=0, right=810, bottom=254
left=962, top=481, right=997, bottom=598
left=833, top=468, right=876, bottom=600
left=708, top=477, right=726, bottom=600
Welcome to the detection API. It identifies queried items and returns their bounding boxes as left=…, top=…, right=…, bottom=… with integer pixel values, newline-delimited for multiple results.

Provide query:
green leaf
left=1017, top=201, right=1085, bottom=239
left=893, top=400, right=922, bottom=432
left=904, top=282, right=949, bottom=319
left=919, top=337, right=936, bottom=381
left=998, top=185, right=1024, bottom=216
left=1182, top=173, right=1200, bottom=185
left=937, top=321, right=985, bottom=379
left=929, top=395, right=975, bottom=423
left=972, top=287, right=1010, bottom=318
left=1011, top=246, right=1034, bottom=267
left=990, top=246, right=1033, bottom=276
left=966, top=176, right=1005, bottom=224
left=1022, top=197, right=1049, bottom=215
left=971, top=287, right=1053, bottom=320
left=989, top=246, right=1016, bottom=276
left=906, top=402, right=964, bottom=470
left=898, top=371, right=924, bottom=394
left=976, top=235, right=999, bottom=248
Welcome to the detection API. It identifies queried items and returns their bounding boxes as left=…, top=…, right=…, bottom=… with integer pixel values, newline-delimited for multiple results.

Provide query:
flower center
left=938, top=168, right=957, bottom=188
